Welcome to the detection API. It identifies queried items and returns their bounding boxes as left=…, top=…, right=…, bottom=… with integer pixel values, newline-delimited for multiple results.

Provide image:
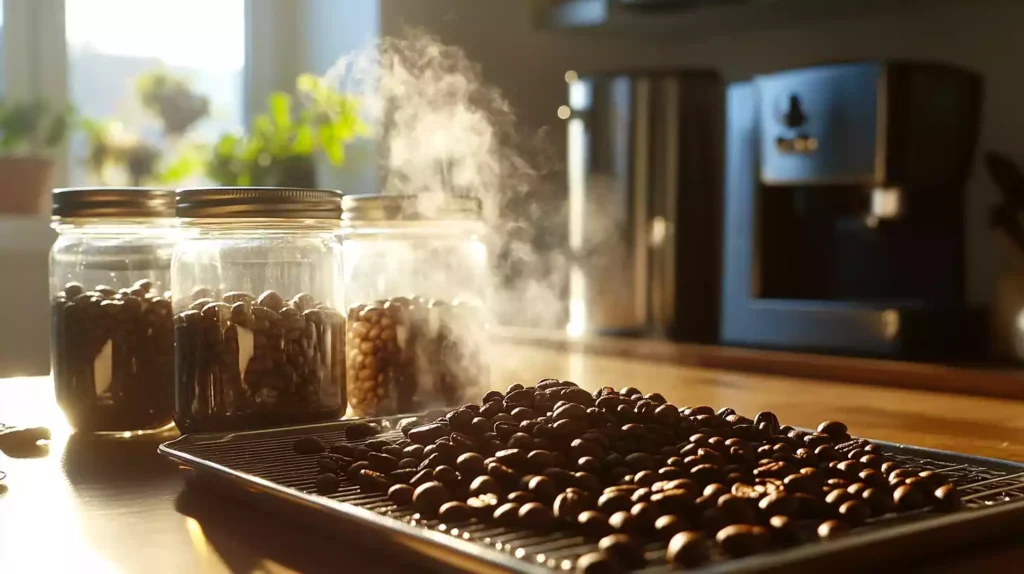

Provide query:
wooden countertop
left=1, top=342, right=1023, bottom=573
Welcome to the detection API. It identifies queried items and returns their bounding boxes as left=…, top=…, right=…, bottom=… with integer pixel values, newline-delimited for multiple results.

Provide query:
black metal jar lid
left=342, top=194, right=482, bottom=222
left=52, top=187, right=175, bottom=218
left=176, top=187, right=344, bottom=219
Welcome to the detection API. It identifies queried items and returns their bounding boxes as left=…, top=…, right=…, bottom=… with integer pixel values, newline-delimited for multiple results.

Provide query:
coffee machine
left=720, top=61, right=984, bottom=359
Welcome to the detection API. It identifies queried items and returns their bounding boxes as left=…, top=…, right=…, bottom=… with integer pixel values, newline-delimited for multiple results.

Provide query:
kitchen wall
left=378, top=0, right=1024, bottom=308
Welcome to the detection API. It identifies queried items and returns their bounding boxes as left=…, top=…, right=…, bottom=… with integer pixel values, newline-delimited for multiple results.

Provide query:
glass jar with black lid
left=50, top=187, right=177, bottom=434
left=172, top=187, right=345, bottom=433
left=341, top=194, right=490, bottom=417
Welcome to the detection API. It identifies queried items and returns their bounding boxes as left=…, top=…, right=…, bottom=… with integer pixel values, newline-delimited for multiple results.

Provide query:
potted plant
left=0, top=99, right=73, bottom=214
left=81, top=69, right=208, bottom=187
left=206, top=74, right=365, bottom=187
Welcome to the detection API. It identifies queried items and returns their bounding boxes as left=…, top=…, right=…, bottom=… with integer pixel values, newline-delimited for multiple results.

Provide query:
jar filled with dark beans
left=172, top=187, right=345, bottom=432
left=50, top=187, right=177, bottom=433
left=341, top=194, right=489, bottom=417
left=295, top=382, right=964, bottom=571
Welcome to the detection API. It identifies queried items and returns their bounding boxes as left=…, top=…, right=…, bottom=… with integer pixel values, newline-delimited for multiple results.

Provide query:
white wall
left=378, top=0, right=1023, bottom=307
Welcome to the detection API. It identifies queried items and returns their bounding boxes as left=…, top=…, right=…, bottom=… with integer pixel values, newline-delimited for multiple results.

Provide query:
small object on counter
left=0, top=424, right=52, bottom=457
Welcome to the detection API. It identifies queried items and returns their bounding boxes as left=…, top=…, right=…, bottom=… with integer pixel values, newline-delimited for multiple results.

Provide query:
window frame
left=3, top=0, right=290, bottom=187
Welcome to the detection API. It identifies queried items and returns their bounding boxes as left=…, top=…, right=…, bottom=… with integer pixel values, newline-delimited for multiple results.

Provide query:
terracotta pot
left=0, top=157, right=54, bottom=215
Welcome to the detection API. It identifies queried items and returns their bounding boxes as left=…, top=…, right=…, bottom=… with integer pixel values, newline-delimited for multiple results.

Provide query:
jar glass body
left=50, top=218, right=177, bottom=433
left=171, top=219, right=344, bottom=433
left=342, top=219, right=490, bottom=417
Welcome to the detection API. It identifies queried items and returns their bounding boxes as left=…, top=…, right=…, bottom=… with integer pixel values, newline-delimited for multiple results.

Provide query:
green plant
left=206, top=73, right=366, bottom=187
left=82, top=69, right=208, bottom=186
left=0, top=99, right=73, bottom=156
left=136, top=68, right=210, bottom=135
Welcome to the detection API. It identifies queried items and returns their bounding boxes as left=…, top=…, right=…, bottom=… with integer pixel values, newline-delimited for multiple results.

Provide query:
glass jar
left=50, top=187, right=177, bottom=434
left=341, top=194, right=490, bottom=417
left=171, top=187, right=345, bottom=433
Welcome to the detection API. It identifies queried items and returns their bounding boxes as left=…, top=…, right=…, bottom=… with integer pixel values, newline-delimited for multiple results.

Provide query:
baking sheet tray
left=160, top=418, right=1024, bottom=573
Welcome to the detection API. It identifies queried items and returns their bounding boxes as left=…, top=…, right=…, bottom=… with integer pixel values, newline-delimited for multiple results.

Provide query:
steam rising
left=321, top=31, right=568, bottom=330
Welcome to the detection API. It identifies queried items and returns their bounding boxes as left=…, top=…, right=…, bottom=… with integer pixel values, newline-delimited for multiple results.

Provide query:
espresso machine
left=720, top=61, right=984, bottom=359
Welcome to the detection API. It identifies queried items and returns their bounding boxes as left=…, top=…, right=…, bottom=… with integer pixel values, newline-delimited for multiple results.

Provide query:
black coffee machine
left=720, top=61, right=984, bottom=359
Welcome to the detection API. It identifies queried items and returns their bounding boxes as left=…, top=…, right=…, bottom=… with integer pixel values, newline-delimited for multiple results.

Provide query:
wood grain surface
left=0, top=342, right=1022, bottom=573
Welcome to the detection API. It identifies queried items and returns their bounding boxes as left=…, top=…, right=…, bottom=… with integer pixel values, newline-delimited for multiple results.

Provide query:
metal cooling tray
left=160, top=419, right=1024, bottom=573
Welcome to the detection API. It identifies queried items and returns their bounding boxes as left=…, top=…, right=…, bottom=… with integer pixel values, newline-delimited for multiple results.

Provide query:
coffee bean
left=716, top=524, right=769, bottom=557
left=598, top=534, right=645, bottom=569
left=315, top=473, right=340, bottom=494
left=838, top=499, right=870, bottom=525
left=574, top=552, right=622, bottom=574
left=493, top=502, right=522, bottom=524
left=934, top=484, right=962, bottom=511
left=817, top=519, right=849, bottom=540
left=409, top=423, right=449, bottom=445
left=519, top=502, right=557, bottom=530
left=579, top=510, right=613, bottom=537
left=598, top=491, right=634, bottom=514
left=554, top=489, right=593, bottom=522
left=413, top=481, right=449, bottom=517
left=893, top=483, right=925, bottom=511
left=666, top=530, right=709, bottom=567
left=433, top=465, right=458, bottom=483
left=470, top=475, right=502, bottom=498
left=817, top=420, right=848, bottom=437
left=294, top=436, right=327, bottom=455
left=438, top=501, right=473, bottom=523
left=758, top=491, right=798, bottom=518
left=457, top=452, right=486, bottom=477
left=358, top=469, right=392, bottom=492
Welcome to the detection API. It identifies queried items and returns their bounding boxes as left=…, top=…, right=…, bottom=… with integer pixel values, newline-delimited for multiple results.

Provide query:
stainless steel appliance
left=564, top=70, right=722, bottom=342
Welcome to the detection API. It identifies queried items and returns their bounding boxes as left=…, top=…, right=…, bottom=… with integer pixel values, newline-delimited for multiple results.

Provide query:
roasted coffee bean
left=894, top=483, right=925, bottom=511
left=579, top=510, right=613, bottom=536
left=388, top=484, right=414, bottom=505
left=433, top=465, right=458, bottom=484
left=934, top=484, right=962, bottom=511
left=410, top=423, right=450, bottom=446
left=653, top=514, right=688, bottom=540
left=628, top=501, right=658, bottom=530
left=413, top=481, right=449, bottom=517
left=294, top=436, right=327, bottom=455
left=410, top=468, right=435, bottom=488
left=575, top=472, right=602, bottom=493
left=598, top=491, right=634, bottom=514
left=358, top=469, right=392, bottom=492
left=457, top=452, right=487, bottom=477
left=519, top=502, right=557, bottom=530
left=438, top=501, right=473, bottom=523
left=345, top=422, right=379, bottom=441
left=758, top=491, right=798, bottom=518
left=554, top=489, right=594, bottom=522
left=665, top=530, right=709, bottom=567
left=367, top=452, right=399, bottom=473
left=315, top=473, right=340, bottom=494
left=493, top=502, right=522, bottom=525
left=389, top=469, right=416, bottom=483
left=817, top=519, right=849, bottom=540
left=508, top=490, right=535, bottom=504
left=330, top=443, right=356, bottom=458
left=346, top=461, right=371, bottom=481
left=608, top=510, right=639, bottom=534
left=574, top=552, right=621, bottom=574
left=817, top=420, right=848, bottom=437
left=470, top=475, right=502, bottom=498
left=718, top=494, right=758, bottom=524
left=861, top=487, right=893, bottom=515
left=716, top=524, right=769, bottom=557
left=838, top=499, right=870, bottom=525
left=598, top=534, right=646, bottom=569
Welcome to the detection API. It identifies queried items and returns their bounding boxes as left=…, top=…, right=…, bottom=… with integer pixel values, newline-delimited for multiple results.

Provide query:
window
left=64, top=0, right=245, bottom=185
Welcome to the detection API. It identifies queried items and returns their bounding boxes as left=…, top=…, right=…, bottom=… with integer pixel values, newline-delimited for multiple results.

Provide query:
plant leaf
left=268, top=92, right=292, bottom=130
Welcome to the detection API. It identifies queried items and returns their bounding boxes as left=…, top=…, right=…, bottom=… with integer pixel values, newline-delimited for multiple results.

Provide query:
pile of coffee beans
left=346, top=297, right=484, bottom=417
left=296, top=381, right=963, bottom=572
left=174, top=288, right=345, bottom=432
left=52, top=279, right=174, bottom=432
